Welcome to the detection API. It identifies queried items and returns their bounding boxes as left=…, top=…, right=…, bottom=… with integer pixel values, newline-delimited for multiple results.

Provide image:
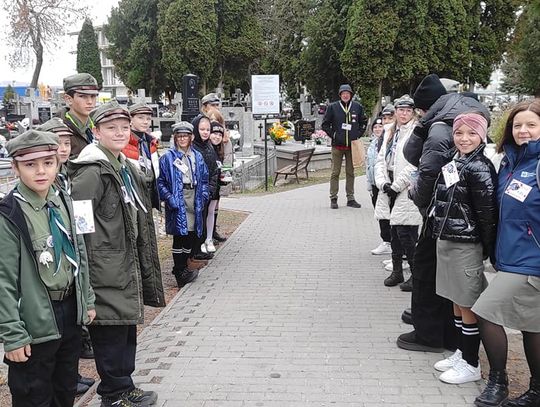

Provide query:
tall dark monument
left=181, top=74, right=199, bottom=123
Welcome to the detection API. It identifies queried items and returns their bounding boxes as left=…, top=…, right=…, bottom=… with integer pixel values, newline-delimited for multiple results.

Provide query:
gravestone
left=159, top=119, right=177, bottom=144
left=37, top=105, right=52, bottom=124
left=294, top=119, right=315, bottom=142
left=181, top=74, right=199, bottom=123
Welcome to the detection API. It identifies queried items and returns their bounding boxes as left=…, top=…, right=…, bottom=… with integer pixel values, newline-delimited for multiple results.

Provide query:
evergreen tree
left=260, top=0, right=312, bottom=105
left=214, top=0, right=265, bottom=92
left=340, top=0, right=401, bottom=112
left=106, top=0, right=169, bottom=100
left=158, top=0, right=218, bottom=92
left=301, top=0, right=350, bottom=102
left=468, top=0, right=518, bottom=88
left=77, top=19, right=103, bottom=88
left=503, top=1, right=540, bottom=96
left=2, top=84, right=16, bottom=105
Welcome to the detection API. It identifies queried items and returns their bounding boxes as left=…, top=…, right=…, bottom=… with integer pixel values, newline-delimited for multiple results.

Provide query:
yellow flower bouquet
left=268, top=122, right=290, bottom=145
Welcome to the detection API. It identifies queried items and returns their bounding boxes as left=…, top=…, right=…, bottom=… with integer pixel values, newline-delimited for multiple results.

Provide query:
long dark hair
left=497, top=99, right=540, bottom=153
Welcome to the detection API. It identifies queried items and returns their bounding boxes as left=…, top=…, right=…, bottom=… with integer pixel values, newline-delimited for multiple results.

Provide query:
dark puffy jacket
left=157, top=148, right=209, bottom=237
left=404, top=93, right=490, bottom=213
left=432, top=145, right=498, bottom=257
left=495, top=140, right=540, bottom=277
left=192, top=115, right=219, bottom=197
left=321, top=100, right=367, bottom=147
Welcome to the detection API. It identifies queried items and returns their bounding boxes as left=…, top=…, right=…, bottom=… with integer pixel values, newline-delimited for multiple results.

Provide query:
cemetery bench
left=273, top=147, right=315, bottom=185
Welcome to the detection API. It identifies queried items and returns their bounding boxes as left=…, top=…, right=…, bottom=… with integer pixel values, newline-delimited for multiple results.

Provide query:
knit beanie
left=371, top=117, right=383, bottom=129
left=453, top=113, right=488, bottom=143
left=210, top=121, right=225, bottom=136
left=413, top=74, right=447, bottom=111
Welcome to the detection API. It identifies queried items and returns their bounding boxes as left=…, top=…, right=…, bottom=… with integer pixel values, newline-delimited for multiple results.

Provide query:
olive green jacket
left=0, top=189, right=95, bottom=352
left=68, top=144, right=165, bottom=325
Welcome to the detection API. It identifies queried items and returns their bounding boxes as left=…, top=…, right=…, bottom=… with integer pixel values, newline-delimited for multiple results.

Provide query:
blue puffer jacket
left=496, top=140, right=540, bottom=277
left=157, top=148, right=209, bottom=237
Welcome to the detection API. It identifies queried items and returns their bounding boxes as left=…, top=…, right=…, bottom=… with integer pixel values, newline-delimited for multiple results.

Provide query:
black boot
left=399, top=276, right=413, bottom=292
left=173, top=268, right=199, bottom=288
left=401, top=308, right=413, bottom=325
left=384, top=271, right=404, bottom=287
left=504, top=377, right=540, bottom=407
left=330, top=198, right=338, bottom=209
left=475, top=370, right=509, bottom=407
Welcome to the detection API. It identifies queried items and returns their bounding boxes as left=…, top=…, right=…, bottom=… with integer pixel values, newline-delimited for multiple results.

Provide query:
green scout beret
left=63, top=73, right=99, bottom=95
left=37, top=118, right=74, bottom=137
left=90, top=100, right=131, bottom=125
left=128, top=102, right=153, bottom=116
left=7, top=130, right=59, bottom=161
left=172, top=121, right=194, bottom=134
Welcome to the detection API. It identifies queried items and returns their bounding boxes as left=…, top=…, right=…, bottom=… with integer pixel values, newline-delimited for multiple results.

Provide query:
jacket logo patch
left=520, top=171, right=535, bottom=178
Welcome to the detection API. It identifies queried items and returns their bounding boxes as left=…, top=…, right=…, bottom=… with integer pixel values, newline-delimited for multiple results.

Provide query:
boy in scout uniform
left=61, top=73, right=99, bottom=158
left=68, top=100, right=165, bottom=407
left=0, top=130, right=95, bottom=407
left=38, top=117, right=97, bottom=394
left=123, top=102, right=160, bottom=210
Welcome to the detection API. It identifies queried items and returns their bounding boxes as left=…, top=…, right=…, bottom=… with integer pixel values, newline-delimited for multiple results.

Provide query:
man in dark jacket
left=322, top=84, right=367, bottom=209
left=397, top=73, right=490, bottom=352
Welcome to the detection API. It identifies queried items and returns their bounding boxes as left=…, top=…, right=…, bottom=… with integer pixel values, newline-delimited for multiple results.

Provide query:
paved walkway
left=84, top=176, right=482, bottom=407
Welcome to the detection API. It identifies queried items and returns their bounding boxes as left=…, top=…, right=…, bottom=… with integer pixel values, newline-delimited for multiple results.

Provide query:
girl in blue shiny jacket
left=157, top=121, right=209, bottom=287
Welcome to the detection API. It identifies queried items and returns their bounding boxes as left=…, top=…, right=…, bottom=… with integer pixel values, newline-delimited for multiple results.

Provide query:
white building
left=70, top=25, right=129, bottom=97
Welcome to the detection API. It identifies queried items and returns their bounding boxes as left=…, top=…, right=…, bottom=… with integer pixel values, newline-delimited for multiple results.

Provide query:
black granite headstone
left=182, top=74, right=199, bottom=123
left=159, top=119, right=177, bottom=144
left=294, top=120, right=315, bottom=142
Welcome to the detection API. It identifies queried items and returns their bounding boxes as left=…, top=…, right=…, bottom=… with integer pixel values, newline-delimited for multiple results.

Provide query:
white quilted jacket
left=374, top=120, right=422, bottom=226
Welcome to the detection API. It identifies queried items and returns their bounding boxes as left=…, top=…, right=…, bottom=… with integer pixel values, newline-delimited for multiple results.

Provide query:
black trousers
left=6, top=294, right=81, bottom=407
left=89, top=325, right=136, bottom=398
left=411, top=223, right=459, bottom=349
left=390, top=225, right=418, bottom=272
left=371, top=185, right=391, bottom=243
left=172, top=232, right=196, bottom=272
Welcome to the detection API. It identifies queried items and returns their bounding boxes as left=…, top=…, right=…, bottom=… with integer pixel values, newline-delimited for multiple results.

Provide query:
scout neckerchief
left=137, top=134, right=152, bottom=173
left=47, top=200, right=78, bottom=276
left=65, top=112, right=95, bottom=143
left=339, top=101, right=352, bottom=146
left=119, top=165, right=148, bottom=213
left=14, top=187, right=78, bottom=276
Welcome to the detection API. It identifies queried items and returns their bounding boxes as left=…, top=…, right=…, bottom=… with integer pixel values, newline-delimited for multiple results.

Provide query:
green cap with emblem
left=6, top=130, right=60, bottom=162
left=90, top=99, right=131, bottom=125
left=63, top=73, right=99, bottom=95
left=37, top=117, right=74, bottom=137
left=128, top=102, right=153, bottom=116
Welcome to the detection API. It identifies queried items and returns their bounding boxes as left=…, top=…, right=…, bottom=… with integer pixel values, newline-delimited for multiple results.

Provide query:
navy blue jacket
left=496, top=140, right=540, bottom=277
left=157, top=148, right=209, bottom=237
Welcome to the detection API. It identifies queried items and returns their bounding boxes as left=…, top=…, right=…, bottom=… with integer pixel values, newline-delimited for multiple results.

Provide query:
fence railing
left=232, top=151, right=277, bottom=192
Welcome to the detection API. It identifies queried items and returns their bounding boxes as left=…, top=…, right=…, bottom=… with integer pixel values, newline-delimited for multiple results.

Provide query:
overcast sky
left=0, top=0, right=119, bottom=87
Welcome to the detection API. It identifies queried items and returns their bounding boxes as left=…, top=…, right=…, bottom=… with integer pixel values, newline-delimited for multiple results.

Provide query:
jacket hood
left=192, top=115, right=211, bottom=147
left=421, top=93, right=491, bottom=129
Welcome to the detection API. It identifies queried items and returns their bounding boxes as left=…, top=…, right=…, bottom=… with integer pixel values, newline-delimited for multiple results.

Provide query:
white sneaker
left=438, top=358, right=481, bottom=384
left=205, top=240, right=216, bottom=253
left=201, top=243, right=208, bottom=254
left=371, top=241, right=392, bottom=255
left=384, top=261, right=410, bottom=272
left=434, top=349, right=463, bottom=372
left=382, top=259, right=392, bottom=266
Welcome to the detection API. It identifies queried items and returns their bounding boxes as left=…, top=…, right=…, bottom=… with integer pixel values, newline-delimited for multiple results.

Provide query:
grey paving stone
left=81, top=177, right=482, bottom=406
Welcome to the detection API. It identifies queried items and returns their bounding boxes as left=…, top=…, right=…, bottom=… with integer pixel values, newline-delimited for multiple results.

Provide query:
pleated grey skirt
left=436, top=239, right=487, bottom=308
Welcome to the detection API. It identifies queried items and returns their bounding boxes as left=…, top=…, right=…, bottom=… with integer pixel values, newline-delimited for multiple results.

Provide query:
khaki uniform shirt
left=16, top=183, right=74, bottom=291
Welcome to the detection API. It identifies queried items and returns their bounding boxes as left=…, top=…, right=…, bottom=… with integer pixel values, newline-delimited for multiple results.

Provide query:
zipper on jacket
left=459, top=204, right=473, bottom=231
left=527, top=223, right=540, bottom=250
